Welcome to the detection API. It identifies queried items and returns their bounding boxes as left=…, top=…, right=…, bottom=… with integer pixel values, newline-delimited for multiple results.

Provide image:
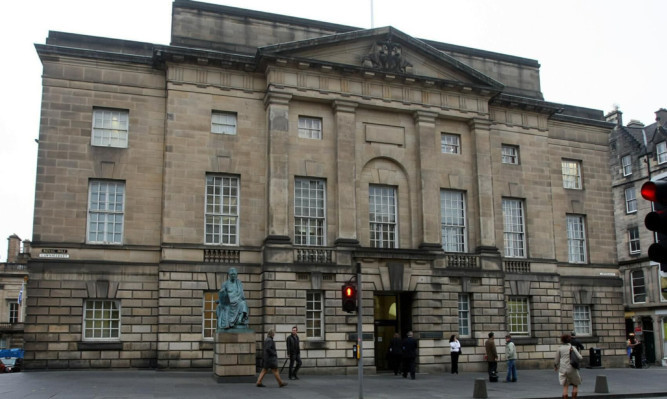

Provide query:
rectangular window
left=211, top=111, right=237, bottom=135
left=632, top=270, right=646, bottom=303
left=658, top=142, right=667, bottom=164
left=625, top=187, right=637, bottom=213
left=440, top=190, right=466, bottom=252
left=458, top=293, right=471, bottom=338
left=628, top=227, right=641, bottom=254
left=298, top=116, right=322, bottom=139
left=306, top=291, right=323, bottom=339
left=205, top=175, right=239, bottom=245
left=294, top=178, right=326, bottom=246
left=507, top=297, right=530, bottom=335
left=567, top=215, right=587, bottom=263
left=369, top=185, right=397, bottom=248
left=83, top=300, right=120, bottom=340
left=441, top=133, right=461, bottom=154
left=502, top=145, right=519, bottom=165
left=621, top=155, right=632, bottom=176
left=502, top=198, right=526, bottom=258
left=87, top=180, right=125, bottom=244
left=562, top=160, right=582, bottom=189
left=202, top=291, right=217, bottom=339
left=573, top=305, right=592, bottom=336
left=92, top=108, right=129, bottom=148
left=8, top=302, right=19, bottom=324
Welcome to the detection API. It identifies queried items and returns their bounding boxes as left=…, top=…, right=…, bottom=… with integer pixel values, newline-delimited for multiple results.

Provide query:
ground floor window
left=458, top=293, right=471, bottom=337
left=203, top=291, right=218, bottom=339
left=83, top=300, right=120, bottom=340
left=306, top=291, right=323, bottom=339
left=573, top=305, right=592, bottom=336
left=507, top=297, right=530, bottom=335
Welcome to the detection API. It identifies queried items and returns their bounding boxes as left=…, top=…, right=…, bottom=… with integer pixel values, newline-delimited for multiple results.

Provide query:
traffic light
left=341, top=283, right=357, bottom=313
left=640, top=180, right=667, bottom=272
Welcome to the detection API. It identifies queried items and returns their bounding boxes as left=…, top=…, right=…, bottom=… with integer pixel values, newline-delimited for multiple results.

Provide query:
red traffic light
left=341, top=283, right=357, bottom=313
left=641, top=181, right=667, bottom=205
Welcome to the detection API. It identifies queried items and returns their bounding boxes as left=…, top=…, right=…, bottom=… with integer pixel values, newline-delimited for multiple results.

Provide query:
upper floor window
left=658, top=142, right=667, bottom=164
left=507, top=297, right=530, bottom=336
left=298, top=116, right=322, bottom=139
left=205, top=175, right=239, bottom=245
left=631, top=269, right=646, bottom=303
left=92, top=108, right=129, bottom=148
left=369, top=185, right=397, bottom=248
left=628, top=227, right=640, bottom=254
left=625, top=187, right=637, bottom=213
left=562, top=160, right=582, bottom=189
left=440, top=190, right=466, bottom=252
left=502, top=198, right=526, bottom=258
left=502, top=145, right=519, bottom=165
left=8, top=302, right=19, bottom=324
left=211, top=111, right=237, bottom=135
left=441, top=133, right=461, bottom=154
left=573, top=305, right=592, bottom=336
left=83, top=300, right=120, bottom=341
left=567, top=214, right=587, bottom=264
left=87, top=180, right=125, bottom=244
left=621, top=155, right=632, bottom=176
left=294, top=178, right=326, bottom=246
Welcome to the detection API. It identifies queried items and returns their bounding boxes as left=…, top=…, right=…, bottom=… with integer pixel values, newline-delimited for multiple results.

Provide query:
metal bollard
left=594, top=375, right=609, bottom=394
left=473, top=378, right=488, bottom=399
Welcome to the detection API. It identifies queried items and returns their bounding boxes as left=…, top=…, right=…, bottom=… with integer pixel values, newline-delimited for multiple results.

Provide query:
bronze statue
left=216, top=267, right=249, bottom=330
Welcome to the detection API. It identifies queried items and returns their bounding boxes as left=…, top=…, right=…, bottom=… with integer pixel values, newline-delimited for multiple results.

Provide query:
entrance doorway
left=373, top=292, right=413, bottom=371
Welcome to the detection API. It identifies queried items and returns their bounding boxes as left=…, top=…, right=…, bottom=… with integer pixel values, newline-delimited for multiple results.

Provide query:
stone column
left=333, top=100, right=360, bottom=247
left=264, top=91, right=293, bottom=244
left=414, top=111, right=442, bottom=250
left=468, top=118, right=498, bottom=253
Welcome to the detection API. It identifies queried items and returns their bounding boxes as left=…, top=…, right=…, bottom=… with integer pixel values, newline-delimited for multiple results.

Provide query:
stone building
left=607, top=108, right=667, bottom=366
left=26, top=1, right=627, bottom=372
left=1, top=235, right=29, bottom=349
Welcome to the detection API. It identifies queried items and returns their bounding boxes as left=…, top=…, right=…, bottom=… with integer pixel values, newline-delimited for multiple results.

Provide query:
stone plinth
left=213, top=331, right=256, bottom=383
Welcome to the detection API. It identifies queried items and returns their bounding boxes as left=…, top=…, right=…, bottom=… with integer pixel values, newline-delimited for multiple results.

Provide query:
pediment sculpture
left=362, top=40, right=413, bottom=74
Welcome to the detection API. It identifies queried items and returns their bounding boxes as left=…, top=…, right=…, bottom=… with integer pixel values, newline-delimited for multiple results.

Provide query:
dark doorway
left=641, top=317, right=656, bottom=363
left=373, top=292, right=413, bottom=371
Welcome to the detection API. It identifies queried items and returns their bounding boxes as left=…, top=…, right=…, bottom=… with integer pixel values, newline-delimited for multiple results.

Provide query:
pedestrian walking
left=485, top=332, right=498, bottom=382
left=449, top=334, right=461, bottom=374
left=287, top=325, right=302, bottom=380
left=570, top=331, right=584, bottom=351
left=388, top=332, right=403, bottom=375
left=256, top=329, right=287, bottom=388
left=402, top=331, right=418, bottom=380
left=505, top=334, right=517, bottom=382
left=554, top=333, right=583, bottom=399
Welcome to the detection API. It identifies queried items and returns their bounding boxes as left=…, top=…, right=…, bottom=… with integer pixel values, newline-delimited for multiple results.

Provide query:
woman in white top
left=554, top=333, right=583, bottom=399
left=449, top=334, right=461, bottom=374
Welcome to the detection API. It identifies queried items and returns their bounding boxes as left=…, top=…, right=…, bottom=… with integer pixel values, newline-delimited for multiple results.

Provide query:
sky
left=0, top=0, right=665, bottom=261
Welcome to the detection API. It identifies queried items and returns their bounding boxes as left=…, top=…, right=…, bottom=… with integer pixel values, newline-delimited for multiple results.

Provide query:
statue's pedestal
left=213, top=330, right=256, bottom=383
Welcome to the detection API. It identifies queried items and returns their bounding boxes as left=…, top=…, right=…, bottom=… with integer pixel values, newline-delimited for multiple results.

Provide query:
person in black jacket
left=570, top=331, right=584, bottom=352
left=387, top=332, right=403, bottom=375
left=256, top=330, right=287, bottom=388
left=286, top=325, right=302, bottom=380
left=401, top=331, right=418, bottom=380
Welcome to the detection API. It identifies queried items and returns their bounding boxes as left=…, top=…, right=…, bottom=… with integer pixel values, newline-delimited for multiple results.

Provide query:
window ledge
left=78, top=341, right=122, bottom=351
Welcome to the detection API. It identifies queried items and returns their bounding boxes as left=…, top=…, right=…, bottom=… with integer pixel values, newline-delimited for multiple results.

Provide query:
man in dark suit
left=286, top=325, right=302, bottom=380
left=401, top=331, right=418, bottom=380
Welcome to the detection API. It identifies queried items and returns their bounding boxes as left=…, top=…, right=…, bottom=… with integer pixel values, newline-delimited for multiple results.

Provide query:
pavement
left=1, top=367, right=666, bottom=399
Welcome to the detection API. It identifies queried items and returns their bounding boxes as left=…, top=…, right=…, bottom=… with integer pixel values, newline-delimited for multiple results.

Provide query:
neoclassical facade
left=26, top=1, right=626, bottom=372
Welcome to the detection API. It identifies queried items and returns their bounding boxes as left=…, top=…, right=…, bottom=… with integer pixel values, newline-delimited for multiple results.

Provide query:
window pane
left=306, top=292, right=323, bottom=338
left=294, top=178, right=326, bottom=246
left=441, top=190, right=466, bottom=252
left=567, top=215, right=587, bottom=263
left=83, top=300, right=120, bottom=340
left=87, top=181, right=125, bottom=244
left=205, top=175, right=239, bottom=245
left=502, top=199, right=525, bottom=257
left=92, top=109, right=129, bottom=148
left=298, top=117, right=322, bottom=139
left=369, top=185, right=397, bottom=248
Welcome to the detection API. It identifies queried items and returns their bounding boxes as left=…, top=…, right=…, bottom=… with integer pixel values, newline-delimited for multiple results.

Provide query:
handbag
left=569, top=345, right=580, bottom=369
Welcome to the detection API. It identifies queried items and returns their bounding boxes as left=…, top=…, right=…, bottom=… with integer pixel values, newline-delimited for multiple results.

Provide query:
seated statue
left=216, top=267, right=249, bottom=330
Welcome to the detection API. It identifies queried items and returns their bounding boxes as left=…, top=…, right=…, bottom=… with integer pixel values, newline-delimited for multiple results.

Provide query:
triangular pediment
left=258, top=27, right=503, bottom=91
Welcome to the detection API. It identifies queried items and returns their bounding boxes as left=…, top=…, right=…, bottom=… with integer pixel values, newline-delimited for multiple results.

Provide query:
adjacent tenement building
left=25, top=1, right=626, bottom=372
left=607, top=108, right=667, bottom=366
left=1, top=235, right=29, bottom=349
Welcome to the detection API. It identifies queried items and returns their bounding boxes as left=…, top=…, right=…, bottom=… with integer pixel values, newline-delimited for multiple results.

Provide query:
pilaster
left=468, top=118, right=498, bottom=253
left=333, top=100, right=360, bottom=246
left=414, top=111, right=442, bottom=249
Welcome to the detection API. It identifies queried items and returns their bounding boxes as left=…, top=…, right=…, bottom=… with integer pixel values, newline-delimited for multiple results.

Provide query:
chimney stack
left=7, top=234, right=21, bottom=263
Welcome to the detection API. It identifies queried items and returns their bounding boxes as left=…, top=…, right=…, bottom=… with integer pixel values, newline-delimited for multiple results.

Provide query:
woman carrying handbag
left=554, top=333, right=583, bottom=399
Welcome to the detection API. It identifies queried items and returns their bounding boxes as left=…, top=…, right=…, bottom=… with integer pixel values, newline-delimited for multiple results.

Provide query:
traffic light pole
left=356, top=262, right=363, bottom=399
